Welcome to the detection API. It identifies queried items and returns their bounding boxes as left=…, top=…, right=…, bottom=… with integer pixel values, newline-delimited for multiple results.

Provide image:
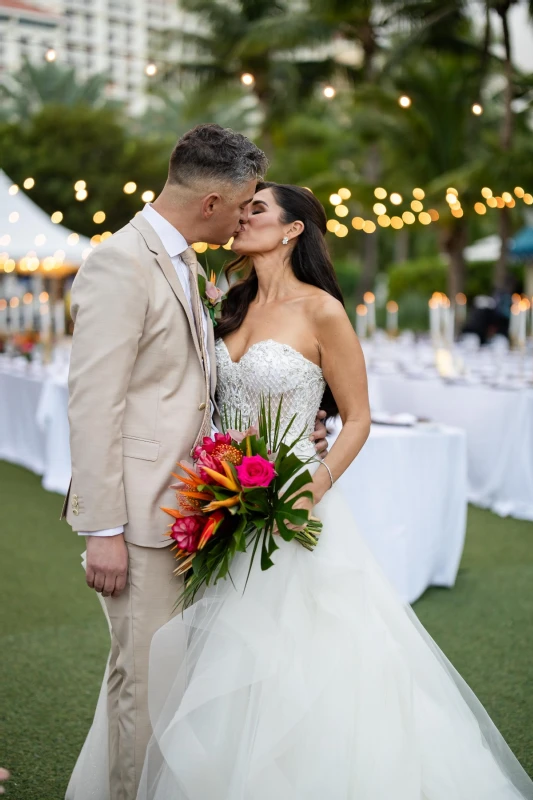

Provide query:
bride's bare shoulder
left=302, top=288, right=348, bottom=323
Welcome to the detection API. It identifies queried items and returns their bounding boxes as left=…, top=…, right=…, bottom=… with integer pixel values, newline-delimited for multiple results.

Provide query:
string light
left=363, top=220, right=376, bottom=234
left=419, top=212, right=431, bottom=225
left=390, top=216, right=403, bottom=230
left=487, top=196, right=498, bottom=208
left=377, top=215, right=391, bottom=227
left=23, top=177, right=35, bottom=189
left=10, top=297, right=19, bottom=308
left=506, top=197, right=516, bottom=208
left=374, top=187, right=387, bottom=200
left=402, top=211, right=415, bottom=224
left=411, top=200, right=423, bottom=212
left=4, top=260, right=15, bottom=273
left=412, top=188, right=425, bottom=200
left=141, top=190, right=155, bottom=203
left=495, top=196, right=505, bottom=208
left=446, top=192, right=458, bottom=204
left=101, top=231, right=112, bottom=241
left=451, top=208, right=464, bottom=218
left=222, top=237, right=234, bottom=250
left=502, top=192, right=513, bottom=203
left=456, top=293, right=467, bottom=306
left=76, top=189, right=88, bottom=201
left=145, top=63, right=157, bottom=77
left=514, top=187, right=524, bottom=198
left=91, top=234, right=102, bottom=246
left=74, top=180, right=86, bottom=191
left=123, top=181, right=137, bottom=194
left=399, top=95, right=411, bottom=108
left=240, top=73, right=254, bottom=86
left=193, top=242, right=208, bottom=253
left=428, top=209, right=439, bottom=221
left=39, top=292, right=49, bottom=303
left=338, top=188, right=351, bottom=200
left=329, top=193, right=342, bottom=206
left=472, top=103, right=483, bottom=115
left=51, top=211, right=63, bottom=223
left=447, top=187, right=458, bottom=196
left=45, top=48, right=56, bottom=62
left=67, top=233, right=79, bottom=245
left=474, top=202, right=486, bottom=215
left=335, top=224, right=348, bottom=238
left=335, top=204, right=349, bottom=217
left=93, top=211, right=106, bottom=224
left=390, top=193, right=402, bottom=205
left=481, top=187, right=492, bottom=199
left=352, top=217, right=365, bottom=230
left=323, top=86, right=336, bottom=99
left=373, top=203, right=387, bottom=215
left=524, top=194, right=533, bottom=205
left=8, top=184, right=19, bottom=196
left=327, top=219, right=340, bottom=233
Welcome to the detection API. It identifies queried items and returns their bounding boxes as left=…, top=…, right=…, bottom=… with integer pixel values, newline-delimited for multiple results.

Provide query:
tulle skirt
left=132, top=485, right=533, bottom=800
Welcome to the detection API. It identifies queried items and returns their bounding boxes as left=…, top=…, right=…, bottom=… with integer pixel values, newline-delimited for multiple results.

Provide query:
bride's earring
left=282, top=236, right=289, bottom=245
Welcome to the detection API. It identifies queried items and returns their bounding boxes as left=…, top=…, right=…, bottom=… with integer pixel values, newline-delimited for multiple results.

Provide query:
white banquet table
left=330, top=421, right=468, bottom=604
left=368, top=374, right=533, bottom=522
left=0, top=365, right=46, bottom=475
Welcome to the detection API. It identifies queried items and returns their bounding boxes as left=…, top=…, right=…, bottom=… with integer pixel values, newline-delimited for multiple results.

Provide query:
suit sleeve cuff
left=78, top=527, right=124, bottom=537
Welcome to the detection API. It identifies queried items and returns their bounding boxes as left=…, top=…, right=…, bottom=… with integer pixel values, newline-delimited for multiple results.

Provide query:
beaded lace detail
left=215, top=339, right=325, bottom=458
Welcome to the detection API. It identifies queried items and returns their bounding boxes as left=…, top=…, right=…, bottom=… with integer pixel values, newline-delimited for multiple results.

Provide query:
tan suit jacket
left=63, top=215, right=216, bottom=547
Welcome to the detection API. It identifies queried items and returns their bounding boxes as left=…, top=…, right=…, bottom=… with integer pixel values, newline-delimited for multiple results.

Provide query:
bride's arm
left=311, top=296, right=371, bottom=505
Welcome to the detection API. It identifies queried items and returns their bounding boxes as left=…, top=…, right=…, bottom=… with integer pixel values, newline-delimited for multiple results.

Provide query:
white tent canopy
left=0, top=169, right=91, bottom=265
left=464, top=234, right=501, bottom=263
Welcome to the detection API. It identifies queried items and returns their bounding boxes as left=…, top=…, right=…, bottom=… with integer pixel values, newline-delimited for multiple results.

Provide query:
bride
left=78, top=181, right=533, bottom=799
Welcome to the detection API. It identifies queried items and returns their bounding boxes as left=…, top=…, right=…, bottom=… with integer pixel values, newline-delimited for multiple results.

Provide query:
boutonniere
left=197, top=270, right=225, bottom=325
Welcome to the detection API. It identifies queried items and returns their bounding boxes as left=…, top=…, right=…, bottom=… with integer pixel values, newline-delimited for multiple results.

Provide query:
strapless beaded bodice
left=215, top=339, right=325, bottom=458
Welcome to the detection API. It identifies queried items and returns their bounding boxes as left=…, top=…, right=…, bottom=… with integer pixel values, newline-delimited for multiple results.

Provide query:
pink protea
left=195, top=449, right=224, bottom=484
left=170, top=515, right=204, bottom=553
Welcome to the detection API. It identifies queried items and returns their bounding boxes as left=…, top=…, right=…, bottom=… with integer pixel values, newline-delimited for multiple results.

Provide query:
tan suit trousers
left=103, top=544, right=183, bottom=800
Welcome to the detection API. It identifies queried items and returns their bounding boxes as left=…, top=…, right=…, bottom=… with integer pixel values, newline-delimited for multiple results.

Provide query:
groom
left=64, top=124, right=328, bottom=800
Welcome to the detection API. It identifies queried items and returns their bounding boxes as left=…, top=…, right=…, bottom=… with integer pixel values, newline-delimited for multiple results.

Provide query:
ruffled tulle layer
left=136, top=486, right=533, bottom=800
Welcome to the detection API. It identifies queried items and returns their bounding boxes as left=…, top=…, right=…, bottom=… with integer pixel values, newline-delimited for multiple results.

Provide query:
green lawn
left=1, top=460, right=532, bottom=798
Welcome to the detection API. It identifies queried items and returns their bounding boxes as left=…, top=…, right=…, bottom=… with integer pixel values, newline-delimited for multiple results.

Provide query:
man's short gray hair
left=168, top=124, right=268, bottom=188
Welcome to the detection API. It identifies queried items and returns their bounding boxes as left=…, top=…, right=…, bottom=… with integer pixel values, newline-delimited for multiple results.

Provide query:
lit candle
left=455, top=293, right=467, bottom=329
left=23, top=292, right=34, bottom=330
left=39, top=291, right=51, bottom=336
left=54, top=300, right=65, bottom=336
left=444, top=303, right=455, bottom=347
left=386, top=300, right=398, bottom=335
left=429, top=297, right=440, bottom=345
left=0, top=299, right=7, bottom=335
left=356, top=304, right=368, bottom=339
left=364, top=292, right=376, bottom=334
left=8, top=297, right=21, bottom=333
left=517, top=302, right=527, bottom=348
left=509, top=304, right=520, bottom=346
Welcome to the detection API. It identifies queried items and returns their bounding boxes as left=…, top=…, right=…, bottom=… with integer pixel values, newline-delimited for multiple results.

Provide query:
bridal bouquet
left=162, top=399, right=322, bottom=607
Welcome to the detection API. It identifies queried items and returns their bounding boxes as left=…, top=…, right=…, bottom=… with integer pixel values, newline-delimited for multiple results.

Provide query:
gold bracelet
left=321, top=461, right=334, bottom=488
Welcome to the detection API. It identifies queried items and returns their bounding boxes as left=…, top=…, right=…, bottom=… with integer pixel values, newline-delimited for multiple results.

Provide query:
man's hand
left=86, top=534, right=128, bottom=598
left=311, top=409, right=329, bottom=458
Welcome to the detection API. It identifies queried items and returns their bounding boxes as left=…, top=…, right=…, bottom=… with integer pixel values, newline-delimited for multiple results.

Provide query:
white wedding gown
left=68, top=339, right=533, bottom=800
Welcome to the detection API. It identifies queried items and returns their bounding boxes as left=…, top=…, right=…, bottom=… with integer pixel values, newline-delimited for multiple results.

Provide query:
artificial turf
left=0, top=460, right=532, bottom=798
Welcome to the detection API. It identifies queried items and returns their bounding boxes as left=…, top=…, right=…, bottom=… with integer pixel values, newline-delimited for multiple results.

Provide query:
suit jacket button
left=198, top=402, right=206, bottom=410
left=73, top=508, right=79, bottom=516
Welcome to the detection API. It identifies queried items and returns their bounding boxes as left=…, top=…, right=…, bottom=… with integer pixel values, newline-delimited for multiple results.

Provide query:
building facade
left=0, top=0, right=182, bottom=113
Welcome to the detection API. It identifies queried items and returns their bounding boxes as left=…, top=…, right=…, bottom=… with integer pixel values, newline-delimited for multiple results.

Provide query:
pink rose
left=205, top=282, right=224, bottom=303
left=236, top=455, right=276, bottom=488
left=170, top=515, right=203, bottom=553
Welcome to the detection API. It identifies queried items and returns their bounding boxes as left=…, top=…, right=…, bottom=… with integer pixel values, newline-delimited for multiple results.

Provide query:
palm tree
left=0, top=59, right=116, bottom=122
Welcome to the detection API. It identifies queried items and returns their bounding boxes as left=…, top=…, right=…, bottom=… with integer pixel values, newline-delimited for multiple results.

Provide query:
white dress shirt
left=80, top=204, right=215, bottom=538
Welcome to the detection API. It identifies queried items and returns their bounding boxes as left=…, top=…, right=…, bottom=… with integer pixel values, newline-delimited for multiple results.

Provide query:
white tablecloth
left=0, top=361, right=71, bottom=495
left=331, top=421, right=467, bottom=603
left=369, top=374, right=533, bottom=522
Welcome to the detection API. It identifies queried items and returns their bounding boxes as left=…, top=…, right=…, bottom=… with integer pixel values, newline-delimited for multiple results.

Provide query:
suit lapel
left=129, top=216, right=204, bottom=368
left=206, top=315, right=218, bottom=400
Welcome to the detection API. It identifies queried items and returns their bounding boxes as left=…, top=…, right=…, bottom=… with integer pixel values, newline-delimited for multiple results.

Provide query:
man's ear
left=201, top=193, right=221, bottom=219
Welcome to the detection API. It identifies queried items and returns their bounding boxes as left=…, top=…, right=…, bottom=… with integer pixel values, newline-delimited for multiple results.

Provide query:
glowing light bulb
left=323, top=86, right=336, bottom=99
left=145, top=63, right=157, bottom=77
left=399, top=95, right=411, bottom=108
left=240, top=73, right=255, bottom=86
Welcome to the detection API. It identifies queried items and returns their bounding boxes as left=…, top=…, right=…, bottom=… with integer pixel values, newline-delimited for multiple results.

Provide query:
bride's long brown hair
left=216, top=181, right=345, bottom=417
